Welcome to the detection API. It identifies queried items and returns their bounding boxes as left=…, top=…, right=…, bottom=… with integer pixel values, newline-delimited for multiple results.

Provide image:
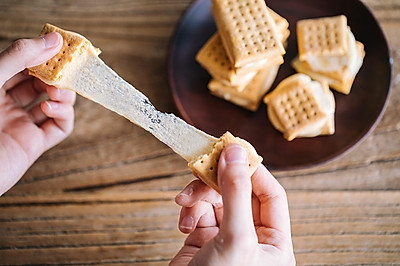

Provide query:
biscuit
left=297, top=15, right=348, bottom=63
left=293, top=15, right=365, bottom=94
left=264, top=73, right=335, bottom=141
left=214, top=70, right=257, bottom=92
left=211, top=0, right=285, bottom=68
left=267, top=7, right=289, bottom=40
left=188, top=131, right=263, bottom=194
left=209, top=64, right=279, bottom=111
left=196, top=33, right=282, bottom=87
left=292, top=41, right=365, bottom=94
left=28, top=23, right=100, bottom=84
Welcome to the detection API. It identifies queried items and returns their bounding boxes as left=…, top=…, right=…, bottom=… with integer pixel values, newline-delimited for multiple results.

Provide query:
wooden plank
left=10, top=153, right=188, bottom=194
left=0, top=243, right=182, bottom=265
left=0, top=216, right=179, bottom=236
left=278, top=159, right=400, bottom=191
left=0, top=230, right=185, bottom=249
left=293, top=235, right=400, bottom=252
left=295, top=252, right=400, bottom=265
left=0, top=201, right=179, bottom=221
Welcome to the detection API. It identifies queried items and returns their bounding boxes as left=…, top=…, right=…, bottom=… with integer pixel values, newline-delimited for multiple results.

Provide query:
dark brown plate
left=168, top=0, right=392, bottom=170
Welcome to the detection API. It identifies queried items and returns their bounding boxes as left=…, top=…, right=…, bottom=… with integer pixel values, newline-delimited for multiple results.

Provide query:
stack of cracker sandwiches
left=196, top=0, right=365, bottom=141
left=196, top=0, right=289, bottom=111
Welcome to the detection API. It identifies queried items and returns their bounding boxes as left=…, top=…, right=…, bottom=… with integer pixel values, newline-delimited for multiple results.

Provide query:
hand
left=170, top=144, right=295, bottom=265
left=0, top=32, right=76, bottom=195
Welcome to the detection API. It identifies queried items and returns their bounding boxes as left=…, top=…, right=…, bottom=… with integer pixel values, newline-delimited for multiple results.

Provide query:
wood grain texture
left=0, top=0, right=399, bottom=265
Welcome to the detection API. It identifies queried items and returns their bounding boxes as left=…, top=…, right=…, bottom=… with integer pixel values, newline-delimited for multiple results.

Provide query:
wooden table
left=0, top=0, right=399, bottom=265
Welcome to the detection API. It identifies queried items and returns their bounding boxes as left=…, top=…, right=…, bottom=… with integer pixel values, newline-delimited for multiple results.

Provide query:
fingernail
left=44, top=101, right=58, bottom=110
left=180, top=185, right=193, bottom=197
left=223, top=144, right=248, bottom=164
left=180, top=216, right=194, bottom=231
left=42, top=32, right=61, bottom=48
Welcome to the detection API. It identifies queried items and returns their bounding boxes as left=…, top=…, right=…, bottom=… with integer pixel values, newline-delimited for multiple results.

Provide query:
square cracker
left=188, top=131, right=263, bottom=194
left=267, top=7, right=289, bottom=37
left=196, top=33, right=282, bottom=86
left=297, top=15, right=348, bottom=61
left=264, top=74, right=335, bottom=141
left=211, top=0, right=285, bottom=68
left=28, top=23, right=100, bottom=84
left=292, top=41, right=365, bottom=94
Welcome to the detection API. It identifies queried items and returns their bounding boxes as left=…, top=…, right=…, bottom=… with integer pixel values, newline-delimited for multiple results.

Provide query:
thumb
left=217, top=144, right=257, bottom=241
left=0, top=32, right=63, bottom=86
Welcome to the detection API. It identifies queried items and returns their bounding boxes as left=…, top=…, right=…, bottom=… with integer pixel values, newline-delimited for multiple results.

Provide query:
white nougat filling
left=305, top=28, right=357, bottom=73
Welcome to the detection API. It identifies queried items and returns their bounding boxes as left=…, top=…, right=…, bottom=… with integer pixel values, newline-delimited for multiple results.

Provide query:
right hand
left=170, top=144, right=295, bottom=265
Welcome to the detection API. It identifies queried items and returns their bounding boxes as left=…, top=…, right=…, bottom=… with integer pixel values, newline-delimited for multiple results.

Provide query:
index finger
left=251, top=165, right=291, bottom=236
left=175, top=180, right=222, bottom=208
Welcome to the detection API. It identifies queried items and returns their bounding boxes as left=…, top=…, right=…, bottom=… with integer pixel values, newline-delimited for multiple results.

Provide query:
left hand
left=0, top=32, right=76, bottom=195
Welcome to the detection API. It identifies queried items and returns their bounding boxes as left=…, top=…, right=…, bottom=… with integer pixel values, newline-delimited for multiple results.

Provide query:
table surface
left=0, top=0, right=399, bottom=265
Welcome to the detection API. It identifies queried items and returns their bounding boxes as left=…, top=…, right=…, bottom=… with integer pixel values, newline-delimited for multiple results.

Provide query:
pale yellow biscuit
left=188, top=131, right=263, bottom=194
left=28, top=23, right=100, bottom=84
left=212, top=70, right=257, bottom=92
left=267, top=7, right=289, bottom=40
left=196, top=5, right=289, bottom=86
left=292, top=41, right=365, bottom=94
left=264, top=73, right=335, bottom=141
left=209, top=64, right=279, bottom=111
left=196, top=33, right=283, bottom=86
left=297, top=15, right=348, bottom=61
left=211, top=0, right=285, bottom=68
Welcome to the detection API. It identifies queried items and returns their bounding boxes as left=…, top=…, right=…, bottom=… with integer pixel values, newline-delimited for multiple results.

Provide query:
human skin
left=0, top=32, right=76, bottom=195
left=170, top=144, right=295, bottom=266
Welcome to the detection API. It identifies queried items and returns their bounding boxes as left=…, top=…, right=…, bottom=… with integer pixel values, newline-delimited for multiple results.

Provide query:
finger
left=256, top=227, right=287, bottom=247
left=252, top=193, right=261, bottom=226
left=0, top=32, right=63, bottom=87
left=2, top=70, right=30, bottom=91
left=178, top=201, right=217, bottom=234
left=184, top=227, right=219, bottom=248
left=47, top=86, right=76, bottom=105
left=29, top=104, right=48, bottom=125
left=6, top=77, right=44, bottom=107
left=169, top=244, right=198, bottom=266
left=175, top=180, right=222, bottom=208
left=214, top=204, right=224, bottom=227
left=251, top=165, right=291, bottom=237
left=169, top=227, right=219, bottom=266
left=40, top=101, right=74, bottom=149
left=217, top=144, right=257, bottom=241
left=41, top=101, right=74, bottom=133
left=12, top=79, right=76, bottom=108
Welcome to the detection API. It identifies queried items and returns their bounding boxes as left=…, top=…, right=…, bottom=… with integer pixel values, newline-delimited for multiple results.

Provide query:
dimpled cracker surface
left=297, top=15, right=348, bottom=61
left=188, top=131, right=263, bottom=194
left=211, top=0, right=285, bottom=67
left=28, top=23, right=99, bottom=84
left=196, top=33, right=234, bottom=81
left=264, top=74, right=333, bottom=141
left=196, top=33, right=259, bottom=85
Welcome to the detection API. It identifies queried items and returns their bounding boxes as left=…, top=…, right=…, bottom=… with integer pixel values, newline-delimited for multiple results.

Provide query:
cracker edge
left=188, top=131, right=263, bottom=194
left=28, top=23, right=100, bottom=86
